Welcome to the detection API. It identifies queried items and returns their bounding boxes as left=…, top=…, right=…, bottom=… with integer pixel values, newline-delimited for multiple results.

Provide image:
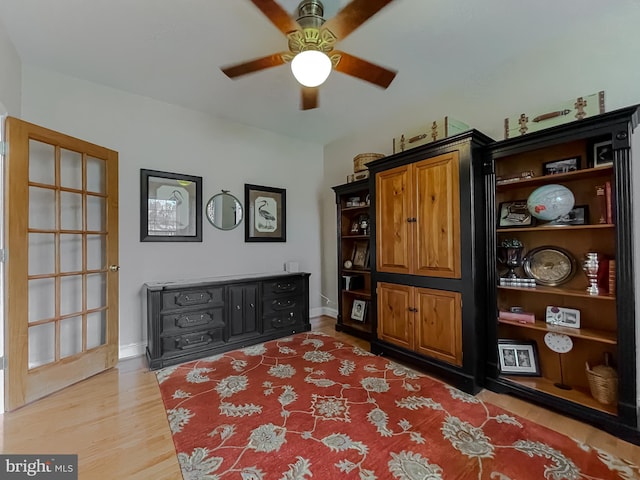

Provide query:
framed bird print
left=244, top=184, right=286, bottom=242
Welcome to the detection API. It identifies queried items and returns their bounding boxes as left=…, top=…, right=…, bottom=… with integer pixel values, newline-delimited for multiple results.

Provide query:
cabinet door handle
left=406, top=217, right=417, bottom=223
left=408, top=307, right=418, bottom=312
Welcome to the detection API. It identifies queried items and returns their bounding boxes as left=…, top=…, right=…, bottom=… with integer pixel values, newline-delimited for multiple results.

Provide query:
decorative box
left=504, top=91, right=605, bottom=139
left=353, top=153, right=384, bottom=172
left=393, top=117, right=470, bottom=154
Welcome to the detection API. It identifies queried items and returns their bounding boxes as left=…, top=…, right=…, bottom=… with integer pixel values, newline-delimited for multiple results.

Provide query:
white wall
left=322, top=4, right=640, bottom=410
left=21, top=66, right=324, bottom=358
left=0, top=20, right=21, bottom=415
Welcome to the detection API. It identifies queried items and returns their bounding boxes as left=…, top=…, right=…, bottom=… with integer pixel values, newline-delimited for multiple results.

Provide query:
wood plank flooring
left=1, top=316, right=638, bottom=479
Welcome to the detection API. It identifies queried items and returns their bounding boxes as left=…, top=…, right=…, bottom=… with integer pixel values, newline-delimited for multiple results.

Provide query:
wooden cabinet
left=331, top=179, right=373, bottom=340
left=368, top=130, right=493, bottom=393
left=377, top=283, right=462, bottom=365
left=144, top=272, right=310, bottom=369
left=484, top=105, right=639, bottom=442
left=376, top=152, right=461, bottom=278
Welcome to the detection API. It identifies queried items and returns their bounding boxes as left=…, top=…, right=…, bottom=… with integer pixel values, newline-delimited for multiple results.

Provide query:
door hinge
left=0, top=356, right=5, bottom=369
left=0, top=140, right=6, bottom=156
left=0, top=248, right=6, bottom=263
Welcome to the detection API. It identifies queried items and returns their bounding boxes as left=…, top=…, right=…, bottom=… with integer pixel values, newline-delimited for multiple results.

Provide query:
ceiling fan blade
left=301, top=87, right=319, bottom=110
left=333, top=51, right=396, bottom=89
left=221, top=53, right=288, bottom=78
left=249, top=0, right=301, bottom=35
left=322, top=0, right=395, bottom=40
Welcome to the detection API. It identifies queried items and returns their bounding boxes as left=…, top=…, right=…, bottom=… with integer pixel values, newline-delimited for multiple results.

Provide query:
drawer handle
left=272, top=299, right=295, bottom=310
left=275, top=282, right=296, bottom=292
left=176, top=312, right=211, bottom=328
left=177, top=334, right=212, bottom=350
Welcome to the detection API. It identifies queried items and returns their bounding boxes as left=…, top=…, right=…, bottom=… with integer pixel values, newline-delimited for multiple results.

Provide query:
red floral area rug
left=156, top=332, right=639, bottom=479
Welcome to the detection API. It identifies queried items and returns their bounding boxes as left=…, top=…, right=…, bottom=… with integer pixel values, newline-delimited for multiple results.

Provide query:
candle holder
left=582, top=252, right=601, bottom=295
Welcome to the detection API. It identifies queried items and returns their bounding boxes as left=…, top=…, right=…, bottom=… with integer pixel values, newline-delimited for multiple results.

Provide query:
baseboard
left=119, top=342, right=146, bottom=360
left=310, top=306, right=337, bottom=319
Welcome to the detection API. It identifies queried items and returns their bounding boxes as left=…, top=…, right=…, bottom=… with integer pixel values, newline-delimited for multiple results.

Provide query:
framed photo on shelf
left=350, top=219, right=361, bottom=234
left=497, top=200, right=534, bottom=228
left=497, top=339, right=541, bottom=376
left=351, top=240, right=369, bottom=268
left=591, top=140, right=614, bottom=167
left=542, top=156, right=581, bottom=175
left=545, top=306, right=581, bottom=328
left=545, top=205, right=589, bottom=226
left=351, top=299, right=367, bottom=321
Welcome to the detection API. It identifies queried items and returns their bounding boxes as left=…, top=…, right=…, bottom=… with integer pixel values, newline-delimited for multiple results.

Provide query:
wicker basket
left=585, top=353, right=618, bottom=405
left=353, top=153, right=384, bottom=172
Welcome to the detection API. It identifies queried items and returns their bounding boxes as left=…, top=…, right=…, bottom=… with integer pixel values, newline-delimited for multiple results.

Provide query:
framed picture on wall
left=245, top=184, right=286, bottom=242
left=140, top=169, right=202, bottom=242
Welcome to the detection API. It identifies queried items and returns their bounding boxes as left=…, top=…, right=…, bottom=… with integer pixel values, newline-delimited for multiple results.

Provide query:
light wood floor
left=1, top=316, right=638, bottom=479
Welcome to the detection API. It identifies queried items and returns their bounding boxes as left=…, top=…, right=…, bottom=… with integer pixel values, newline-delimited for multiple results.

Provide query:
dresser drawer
left=262, top=277, right=304, bottom=298
left=263, top=306, right=305, bottom=332
left=161, top=287, right=224, bottom=311
left=161, top=308, right=225, bottom=334
left=162, top=328, right=224, bottom=356
left=263, top=295, right=302, bottom=313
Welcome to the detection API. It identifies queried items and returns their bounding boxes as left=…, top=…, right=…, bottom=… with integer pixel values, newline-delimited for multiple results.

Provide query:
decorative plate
left=523, top=246, right=576, bottom=286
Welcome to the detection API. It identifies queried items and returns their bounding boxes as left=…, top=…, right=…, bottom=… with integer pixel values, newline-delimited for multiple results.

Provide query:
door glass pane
left=28, top=139, right=55, bottom=185
left=86, top=156, right=105, bottom=194
left=60, top=191, right=83, bottom=230
left=87, top=311, right=106, bottom=349
left=60, top=275, right=83, bottom=316
left=60, top=316, right=83, bottom=358
left=28, top=233, right=55, bottom=275
left=60, top=149, right=83, bottom=190
left=28, top=322, right=55, bottom=368
left=29, top=187, right=56, bottom=230
left=87, top=234, right=105, bottom=270
left=86, top=273, right=106, bottom=310
left=28, top=278, right=56, bottom=323
left=60, top=234, right=83, bottom=272
left=87, top=195, right=105, bottom=231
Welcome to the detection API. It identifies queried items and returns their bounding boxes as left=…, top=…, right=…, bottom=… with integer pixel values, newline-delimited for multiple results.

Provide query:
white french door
left=4, top=117, right=119, bottom=410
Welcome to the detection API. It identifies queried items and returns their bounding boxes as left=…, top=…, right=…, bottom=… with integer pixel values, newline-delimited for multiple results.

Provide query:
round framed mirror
left=206, top=191, right=243, bottom=230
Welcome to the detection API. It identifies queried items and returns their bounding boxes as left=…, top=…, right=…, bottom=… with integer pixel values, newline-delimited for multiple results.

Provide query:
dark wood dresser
left=144, top=272, right=311, bottom=369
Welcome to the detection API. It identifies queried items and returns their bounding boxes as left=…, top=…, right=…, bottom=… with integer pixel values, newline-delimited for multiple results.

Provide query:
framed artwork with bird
left=245, top=184, right=287, bottom=242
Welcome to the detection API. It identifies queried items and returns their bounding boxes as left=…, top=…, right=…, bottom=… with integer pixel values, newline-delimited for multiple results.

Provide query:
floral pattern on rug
left=156, top=332, right=640, bottom=480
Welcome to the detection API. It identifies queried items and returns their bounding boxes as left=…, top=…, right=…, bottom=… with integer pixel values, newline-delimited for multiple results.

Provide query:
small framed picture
left=351, top=299, right=367, bottom=321
left=351, top=240, right=369, bottom=268
left=592, top=140, right=614, bottom=167
left=545, top=306, right=581, bottom=328
left=545, top=205, right=589, bottom=226
left=542, top=156, right=581, bottom=176
left=498, top=200, right=534, bottom=228
left=350, top=219, right=361, bottom=234
left=497, top=339, right=541, bottom=376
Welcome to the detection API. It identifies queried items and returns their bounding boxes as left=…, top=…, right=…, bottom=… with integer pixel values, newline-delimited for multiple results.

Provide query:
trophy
left=582, top=252, right=601, bottom=295
left=497, top=238, right=524, bottom=279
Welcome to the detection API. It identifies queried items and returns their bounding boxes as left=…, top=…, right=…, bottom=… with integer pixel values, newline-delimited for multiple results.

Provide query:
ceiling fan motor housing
left=296, top=0, right=325, bottom=29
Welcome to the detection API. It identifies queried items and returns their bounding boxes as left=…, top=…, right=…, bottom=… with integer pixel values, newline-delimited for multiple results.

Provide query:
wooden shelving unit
left=332, top=179, right=373, bottom=341
left=483, top=106, right=640, bottom=443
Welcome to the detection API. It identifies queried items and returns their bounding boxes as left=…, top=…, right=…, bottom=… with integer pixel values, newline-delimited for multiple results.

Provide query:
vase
left=497, top=245, right=524, bottom=279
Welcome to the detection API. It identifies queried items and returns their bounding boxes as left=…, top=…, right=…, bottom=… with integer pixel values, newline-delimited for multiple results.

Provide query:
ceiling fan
left=220, top=0, right=398, bottom=110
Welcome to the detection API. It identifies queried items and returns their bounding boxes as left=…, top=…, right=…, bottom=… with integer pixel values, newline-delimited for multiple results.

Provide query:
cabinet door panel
left=414, top=287, right=462, bottom=366
left=229, top=284, right=258, bottom=337
left=377, top=282, right=413, bottom=349
left=376, top=166, right=413, bottom=274
left=414, top=152, right=461, bottom=278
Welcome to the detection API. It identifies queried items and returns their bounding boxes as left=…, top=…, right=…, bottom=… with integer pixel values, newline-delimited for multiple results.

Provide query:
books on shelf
left=595, top=181, right=613, bottom=224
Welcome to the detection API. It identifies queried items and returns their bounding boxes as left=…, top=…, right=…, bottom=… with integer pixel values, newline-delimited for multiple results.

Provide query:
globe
left=527, top=184, right=575, bottom=221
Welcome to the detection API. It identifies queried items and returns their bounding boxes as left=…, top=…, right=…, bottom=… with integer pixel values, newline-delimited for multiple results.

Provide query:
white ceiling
left=0, top=0, right=632, bottom=144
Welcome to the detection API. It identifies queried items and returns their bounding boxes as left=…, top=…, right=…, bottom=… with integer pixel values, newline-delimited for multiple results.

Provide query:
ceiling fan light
left=291, top=50, right=332, bottom=87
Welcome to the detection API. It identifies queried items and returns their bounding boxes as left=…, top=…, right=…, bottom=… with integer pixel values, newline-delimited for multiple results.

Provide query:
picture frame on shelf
left=591, top=140, right=614, bottom=167
left=497, top=339, right=541, bottom=376
left=545, top=306, right=581, bottom=328
left=350, top=219, right=361, bottom=234
left=497, top=200, right=534, bottom=228
left=351, top=240, right=369, bottom=268
left=545, top=205, right=589, bottom=226
left=140, top=169, right=203, bottom=242
left=351, top=299, right=367, bottom=322
left=542, top=156, right=581, bottom=175
left=245, top=184, right=286, bottom=242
